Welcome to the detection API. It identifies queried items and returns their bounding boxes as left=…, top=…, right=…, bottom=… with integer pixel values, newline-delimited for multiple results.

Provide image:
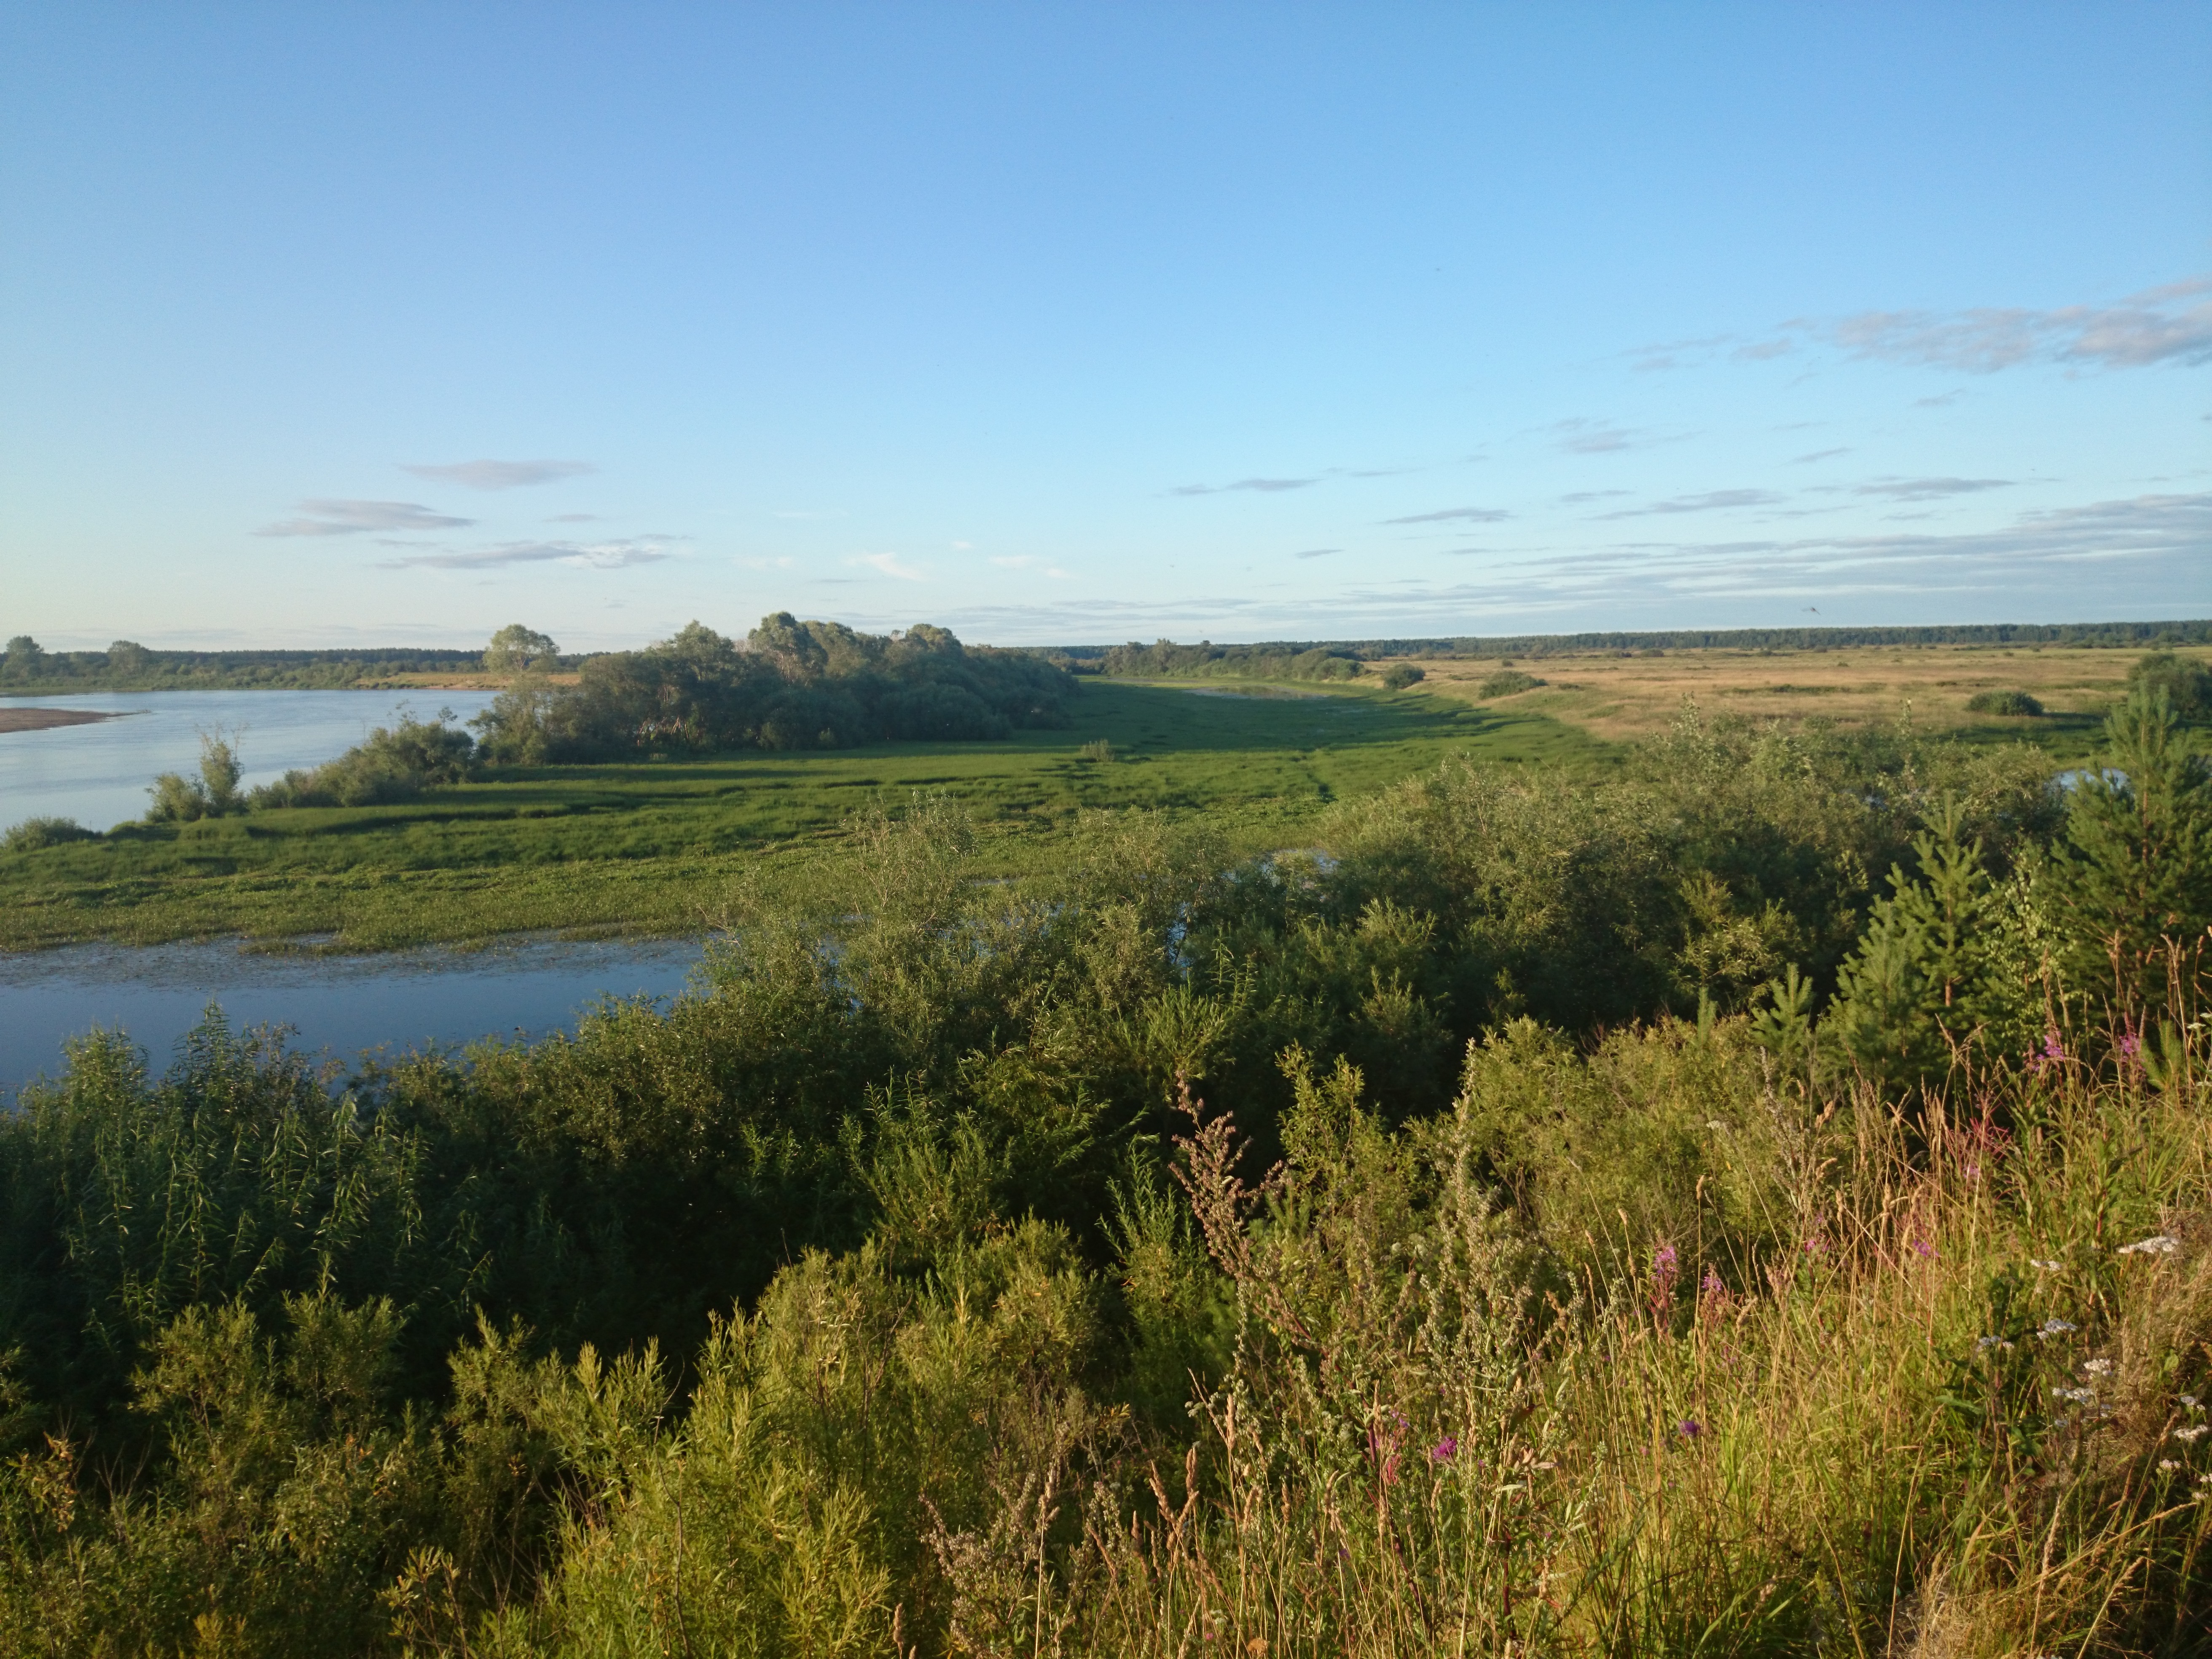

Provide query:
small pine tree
left=1825, top=795, right=2029, bottom=1090
left=2040, top=686, right=2212, bottom=1020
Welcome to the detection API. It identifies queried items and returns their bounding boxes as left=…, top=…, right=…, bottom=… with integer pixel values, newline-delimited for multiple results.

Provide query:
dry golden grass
left=1404, top=642, right=2210, bottom=744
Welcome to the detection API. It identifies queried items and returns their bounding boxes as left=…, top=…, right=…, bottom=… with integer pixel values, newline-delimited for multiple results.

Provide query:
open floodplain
left=5, top=638, right=2212, bottom=1653
left=0, top=676, right=1599, bottom=952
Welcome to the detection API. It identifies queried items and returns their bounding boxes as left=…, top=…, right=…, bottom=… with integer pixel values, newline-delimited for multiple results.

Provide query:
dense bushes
left=0, top=816, right=96, bottom=853
left=6, top=690, right=2212, bottom=1654
left=1099, top=639, right=1365, bottom=682
left=250, top=712, right=478, bottom=808
left=1967, top=687, right=2045, bottom=715
left=474, top=616, right=1072, bottom=762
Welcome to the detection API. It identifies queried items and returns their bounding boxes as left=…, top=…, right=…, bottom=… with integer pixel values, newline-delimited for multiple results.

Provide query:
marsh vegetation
left=3, top=679, right=2210, bottom=1654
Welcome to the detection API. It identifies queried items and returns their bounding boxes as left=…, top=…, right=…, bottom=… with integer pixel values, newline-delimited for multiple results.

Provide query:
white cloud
left=400, top=459, right=595, bottom=490
left=849, top=550, right=926, bottom=581
left=1170, top=476, right=1318, bottom=495
left=258, top=499, right=473, bottom=536
left=1829, top=276, right=2212, bottom=373
left=1853, top=477, right=2013, bottom=502
left=381, top=536, right=675, bottom=570
left=1596, top=489, right=1785, bottom=519
left=889, top=493, right=2208, bottom=643
left=1382, top=506, right=1510, bottom=525
left=989, top=554, right=1073, bottom=579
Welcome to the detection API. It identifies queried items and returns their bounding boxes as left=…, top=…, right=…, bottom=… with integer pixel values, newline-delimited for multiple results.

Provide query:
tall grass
left=946, top=1030, right=2212, bottom=1657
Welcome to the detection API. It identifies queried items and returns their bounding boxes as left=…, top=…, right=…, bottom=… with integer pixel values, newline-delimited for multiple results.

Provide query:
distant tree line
left=1091, top=639, right=1365, bottom=681
left=0, top=636, right=496, bottom=691
left=1049, top=618, right=2212, bottom=666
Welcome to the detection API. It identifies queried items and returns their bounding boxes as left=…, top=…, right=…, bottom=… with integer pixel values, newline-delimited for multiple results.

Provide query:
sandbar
left=0, top=707, right=130, bottom=735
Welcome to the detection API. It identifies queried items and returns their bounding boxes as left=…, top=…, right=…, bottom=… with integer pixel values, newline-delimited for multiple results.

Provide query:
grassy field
left=0, top=678, right=1605, bottom=951
left=1404, top=639, right=2204, bottom=754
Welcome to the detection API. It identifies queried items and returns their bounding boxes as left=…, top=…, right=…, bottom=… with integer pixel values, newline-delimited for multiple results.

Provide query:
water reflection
left=0, top=936, right=701, bottom=1098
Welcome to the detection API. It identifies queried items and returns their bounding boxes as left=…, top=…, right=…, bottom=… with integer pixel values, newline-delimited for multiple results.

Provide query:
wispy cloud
left=1552, top=419, right=1655, bottom=455
left=737, top=555, right=796, bottom=570
left=766, top=492, right=2207, bottom=643
left=1853, top=476, right=2013, bottom=502
left=774, top=508, right=847, bottom=520
left=1623, top=276, right=2212, bottom=381
left=850, top=550, right=926, bottom=581
left=1169, top=477, right=1318, bottom=496
left=1382, top=506, right=1510, bottom=525
left=1557, top=489, right=1632, bottom=506
left=989, top=554, right=1073, bottom=578
left=1294, top=548, right=1341, bottom=560
left=548, top=513, right=600, bottom=523
left=1791, top=448, right=1850, bottom=464
left=1597, top=489, right=1785, bottom=520
left=258, top=499, right=473, bottom=537
left=382, top=536, right=673, bottom=570
left=400, top=459, right=594, bottom=490
left=1827, top=276, right=2212, bottom=373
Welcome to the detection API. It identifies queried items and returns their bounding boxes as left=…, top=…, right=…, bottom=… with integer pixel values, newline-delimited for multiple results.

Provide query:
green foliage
left=1475, top=667, right=1543, bottom=698
left=481, top=624, right=560, bottom=673
left=522, top=615, right=1073, bottom=759
left=2, top=816, right=97, bottom=853
left=7, top=694, right=2212, bottom=1648
left=251, top=711, right=477, bottom=808
left=2127, top=650, right=2212, bottom=721
left=144, top=732, right=246, bottom=822
left=1378, top=662, right=1425, bottom=690
left=1966, top=687, right=2044, bottom=716
left=1100, top=638, right=1364, bottom=681
left=1825, top=795, right=2038, bottom=1090
left=0, top=636, right=43, bottom=682
left=0, top=677, right=1593, bottom=952
left=2040, top=686, right=2212, bottom=1020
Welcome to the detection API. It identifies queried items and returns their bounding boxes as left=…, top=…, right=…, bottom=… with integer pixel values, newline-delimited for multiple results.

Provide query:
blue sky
left=3, top=4, right=2207, bottom=651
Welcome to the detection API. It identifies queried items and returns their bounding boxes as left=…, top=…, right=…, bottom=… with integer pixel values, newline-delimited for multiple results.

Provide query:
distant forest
left=0, top=638, right=499, bottom=691
left=1062, top=617, right=2212, bottom=673
left=4, top=617, right=2205, bottom=696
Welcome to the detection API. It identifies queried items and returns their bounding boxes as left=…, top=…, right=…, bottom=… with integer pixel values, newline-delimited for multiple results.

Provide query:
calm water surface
left=0, top=689, right=500, bottom=833
left=0, top=937, right=703, bottom=1099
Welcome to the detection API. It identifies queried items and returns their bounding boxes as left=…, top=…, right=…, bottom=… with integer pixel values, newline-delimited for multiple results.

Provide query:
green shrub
left=1475, top=667, right=1542, bottom=698
left=1965, top=687, right=2044, bottom=716
left=143, top=732, right=244, bottom=822
left=252, top=713, right=475, bottom=808
left=1, top=816, right=96, bottom=853
left=1378, top=663, right=1425, bottom=690
left=2127, top=650, right=2212, bottom=721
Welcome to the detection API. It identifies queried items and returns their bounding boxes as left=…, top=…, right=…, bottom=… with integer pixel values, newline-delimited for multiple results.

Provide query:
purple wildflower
left=1678, top=1419, right=1703, bottom=1440
left=1430, top=1436, right=1458, bottom=1463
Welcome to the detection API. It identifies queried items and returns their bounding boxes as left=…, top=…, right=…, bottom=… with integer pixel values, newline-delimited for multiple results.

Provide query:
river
left=0, top=688, right=501, bottom=834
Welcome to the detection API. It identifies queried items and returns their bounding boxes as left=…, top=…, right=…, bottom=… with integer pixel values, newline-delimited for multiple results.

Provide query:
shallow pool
left=0, top=935, right=703, bottom=1098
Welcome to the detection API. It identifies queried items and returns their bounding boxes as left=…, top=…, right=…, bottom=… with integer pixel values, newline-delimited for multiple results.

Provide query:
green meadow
left=0, top=679, right=1609, bottom=951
